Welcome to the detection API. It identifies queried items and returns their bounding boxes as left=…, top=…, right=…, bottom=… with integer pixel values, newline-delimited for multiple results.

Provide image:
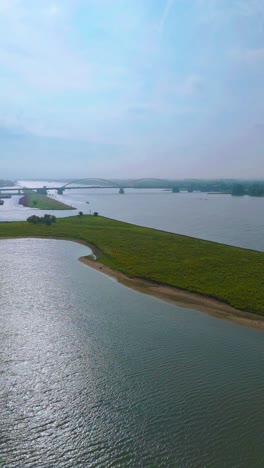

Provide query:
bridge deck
left=0, top=186, right=118, bottom=193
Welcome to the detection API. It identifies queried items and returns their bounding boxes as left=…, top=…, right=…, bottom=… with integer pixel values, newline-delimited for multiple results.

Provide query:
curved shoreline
left=1, top=236, right=264, bottom=330
left=79, top=256, right=264, bottom=331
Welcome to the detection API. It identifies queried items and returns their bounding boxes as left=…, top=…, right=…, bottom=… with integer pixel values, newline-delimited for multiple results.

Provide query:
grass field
left=20, top=191, right=75, bottom=210
left=0, top=215, right=264, bottom=316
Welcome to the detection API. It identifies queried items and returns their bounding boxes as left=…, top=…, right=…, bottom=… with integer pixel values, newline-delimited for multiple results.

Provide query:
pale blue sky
left=0, top=0, right=263, bottom=178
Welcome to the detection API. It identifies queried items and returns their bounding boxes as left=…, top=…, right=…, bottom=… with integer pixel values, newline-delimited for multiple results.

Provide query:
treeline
left=232, top=183, right=264, bottom=197
left=130, top=179, right=264, bottom=196
left=112, top=179, right=264, bottom=193
left=0, top=179, right=15, bottom=187
left=113, top=179, right=226, bottom=191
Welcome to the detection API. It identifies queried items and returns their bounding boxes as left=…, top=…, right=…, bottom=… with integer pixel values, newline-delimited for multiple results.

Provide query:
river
left=1, top=239, right=263, bottom=467
left=1, top=180, right=264, bottom=251
left=1, top=182, right=264, bottom=466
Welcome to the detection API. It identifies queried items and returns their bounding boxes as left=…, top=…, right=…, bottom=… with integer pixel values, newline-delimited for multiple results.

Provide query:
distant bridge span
left=130, top=178, right=171, bottom=187
left=62, top=178, right=122, bottom=189
left=62, top=177, right=171, bottom=189
left=0, top=178, right=174, bottom=196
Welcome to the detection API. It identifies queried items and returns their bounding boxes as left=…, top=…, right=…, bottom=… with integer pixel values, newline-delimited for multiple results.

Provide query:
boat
left=0, top=199, right=4, bottom=205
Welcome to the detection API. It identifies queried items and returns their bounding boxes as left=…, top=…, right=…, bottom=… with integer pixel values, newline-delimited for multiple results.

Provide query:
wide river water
left=1, top=179, right=264, bottom=251
left=1, top=239, right=263, bottom=467
left=1, top=181, right=264, bottom=466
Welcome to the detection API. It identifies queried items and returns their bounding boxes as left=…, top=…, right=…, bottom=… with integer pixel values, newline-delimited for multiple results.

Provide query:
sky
left=0, top=0, right=263, bottom=179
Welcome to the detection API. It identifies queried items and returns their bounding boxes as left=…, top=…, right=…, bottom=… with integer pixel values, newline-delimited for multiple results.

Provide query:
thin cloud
left=236, top=0, right=264, bottom=33
left=0, top=1, right=127, bottom=94
left=0, top=0, right=12, bottom=13
left=0, top=0, right=263, bottom=179
left=175, top=75, right=204, bottom=96
left=47, top=4, right=60, bottom=16
left=237, top=0, right=264, bottom=17
left=159, top=0, right=175, bottom=32
left=232, top=48, right=264, bottom=64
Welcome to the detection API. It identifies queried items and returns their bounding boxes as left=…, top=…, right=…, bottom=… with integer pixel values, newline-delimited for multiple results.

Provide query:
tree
left=93, top=211, right=99, bottom=216
left=43, top=214, right=56, bottom=225
left=232, top=184, right=245, bottom=196
left=248, top=184, right=264, bottom=197
left=27, top=215, right=40, bottom=224
left=79, top=211, right=83, bottom=216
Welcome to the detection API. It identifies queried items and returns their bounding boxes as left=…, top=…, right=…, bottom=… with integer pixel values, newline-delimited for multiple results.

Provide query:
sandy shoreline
left=79, top=256, right=264, bottom=331
left=1, top=236, right=263, bottom=330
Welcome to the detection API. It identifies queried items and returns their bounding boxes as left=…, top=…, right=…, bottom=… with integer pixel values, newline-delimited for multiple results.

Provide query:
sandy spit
left=1, top=236, right=263, bottom=330
left=79, top=257, right=264, bottom=331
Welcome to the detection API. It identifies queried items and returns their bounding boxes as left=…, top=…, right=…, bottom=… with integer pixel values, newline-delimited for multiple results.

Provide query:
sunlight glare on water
left=1, top=239, right=264, bottom=467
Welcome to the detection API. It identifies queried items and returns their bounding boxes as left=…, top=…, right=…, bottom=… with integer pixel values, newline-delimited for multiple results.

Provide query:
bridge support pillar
left=119, top=188, right=125, bottom=194
left=37, top=186, right=48, bottom=195
left=57, top=188, right=64, bottom=195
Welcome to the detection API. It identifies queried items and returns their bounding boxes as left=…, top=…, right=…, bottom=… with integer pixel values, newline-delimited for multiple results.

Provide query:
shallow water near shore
left=1, top=239, right=264, bottom=467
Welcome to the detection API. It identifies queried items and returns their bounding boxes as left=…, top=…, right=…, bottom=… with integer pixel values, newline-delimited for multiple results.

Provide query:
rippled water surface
left=1, top=239, right=264, bottom=467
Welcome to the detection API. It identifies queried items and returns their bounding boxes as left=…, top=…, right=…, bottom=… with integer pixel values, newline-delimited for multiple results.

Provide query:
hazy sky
left=0, top=0, right=263, bottom=179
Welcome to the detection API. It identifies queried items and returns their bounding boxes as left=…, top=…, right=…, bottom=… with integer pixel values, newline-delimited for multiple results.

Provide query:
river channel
left=1, top=181, right=264, bottom=466
left=1, top=180, right=264, bottom=251
left=1, top=239, right=264, bottom=467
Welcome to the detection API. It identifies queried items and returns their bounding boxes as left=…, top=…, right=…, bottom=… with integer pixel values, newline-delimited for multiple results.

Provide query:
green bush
left=27, top=214, right=56, bottom=225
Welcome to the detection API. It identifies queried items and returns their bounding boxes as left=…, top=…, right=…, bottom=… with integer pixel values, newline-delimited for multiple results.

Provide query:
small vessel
left=0, top=199, right=4, bottom=205
left=86, top=201, right=89, bottom=204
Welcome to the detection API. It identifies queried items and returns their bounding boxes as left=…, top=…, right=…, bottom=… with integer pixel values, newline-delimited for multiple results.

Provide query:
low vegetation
left=27, top=214, right=57, bottom=225
left=19, top=191, right=75, bottom=210
left=0, top=215, right=264, bottom=316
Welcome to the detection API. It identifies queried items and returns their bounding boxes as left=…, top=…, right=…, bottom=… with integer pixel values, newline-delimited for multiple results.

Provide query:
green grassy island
left=1, top=215, right=264, bottom=326
left=19, top=191, right=75, bottom=210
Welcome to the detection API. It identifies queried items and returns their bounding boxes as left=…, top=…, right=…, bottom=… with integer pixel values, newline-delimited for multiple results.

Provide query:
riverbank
left=79, top=256, right=264, bottom=330
left=0, top=215, right=264, bottom=325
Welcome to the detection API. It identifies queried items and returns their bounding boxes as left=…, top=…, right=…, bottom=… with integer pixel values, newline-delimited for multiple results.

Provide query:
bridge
left=0, top=178, right=174, bottom=196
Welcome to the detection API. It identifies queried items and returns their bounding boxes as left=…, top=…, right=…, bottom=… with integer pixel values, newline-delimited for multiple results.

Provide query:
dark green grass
left=0, top=215, right=264, bottom=315
left=23, top=191, right=75, bottom=210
